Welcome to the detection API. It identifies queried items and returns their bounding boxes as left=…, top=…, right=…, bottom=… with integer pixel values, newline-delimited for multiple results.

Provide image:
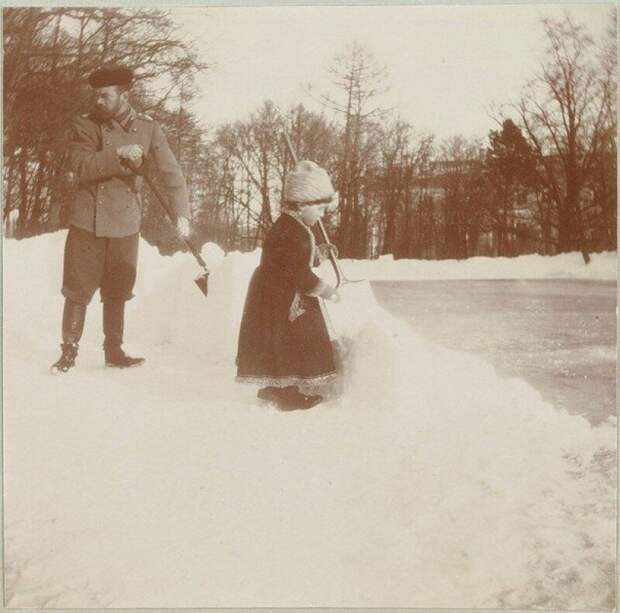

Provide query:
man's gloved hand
left=316, top=242, right=339, bottom=262
left=176, top=217, right=190, bottom=239
left=116, top=144, right=144, bottom=165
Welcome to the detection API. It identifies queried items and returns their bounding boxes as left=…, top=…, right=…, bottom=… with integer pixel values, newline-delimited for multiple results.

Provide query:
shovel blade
left=324, top=279, right=376, bottom=337
left=194, top=272, right=209, bottom=297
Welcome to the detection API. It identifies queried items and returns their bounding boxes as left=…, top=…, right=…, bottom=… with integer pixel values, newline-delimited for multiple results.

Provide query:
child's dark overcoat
left=236, top=212, right=337, bottom=388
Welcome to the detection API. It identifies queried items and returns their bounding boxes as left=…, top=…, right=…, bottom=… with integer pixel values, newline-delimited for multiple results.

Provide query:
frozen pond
left=371, top=279, right=617, bottom=426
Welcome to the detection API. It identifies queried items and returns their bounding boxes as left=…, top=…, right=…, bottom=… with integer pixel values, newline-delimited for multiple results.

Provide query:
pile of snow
left=2, top=231, right=616, bottom=609
left=327, top=250, right=617, bottom=281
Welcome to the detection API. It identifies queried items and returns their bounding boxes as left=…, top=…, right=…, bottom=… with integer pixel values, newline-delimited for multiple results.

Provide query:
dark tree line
left=3, top=9, right=617, bottom=260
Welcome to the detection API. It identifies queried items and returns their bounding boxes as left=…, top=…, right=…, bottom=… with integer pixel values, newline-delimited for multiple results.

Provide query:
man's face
left=93, top=86, right=126, bottom=119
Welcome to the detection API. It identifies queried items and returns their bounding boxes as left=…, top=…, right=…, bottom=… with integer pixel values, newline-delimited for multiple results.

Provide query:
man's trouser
left=60, top=225, right=139, bottom=348
left=61, top=225, right=139, bottom=305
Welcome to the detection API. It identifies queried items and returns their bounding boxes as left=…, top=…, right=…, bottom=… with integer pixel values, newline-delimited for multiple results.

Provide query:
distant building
left=361, top=153, right=611, bottom=259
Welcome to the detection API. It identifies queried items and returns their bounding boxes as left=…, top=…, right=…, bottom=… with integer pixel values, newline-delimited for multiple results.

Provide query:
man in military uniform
left=51, top=63, right=191, bottom=373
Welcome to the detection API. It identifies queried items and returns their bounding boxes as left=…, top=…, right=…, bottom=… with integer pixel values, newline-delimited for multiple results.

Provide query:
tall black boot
left=50, top=300, right=86, bottom=374
left=103, top=300, right=145, bottom=368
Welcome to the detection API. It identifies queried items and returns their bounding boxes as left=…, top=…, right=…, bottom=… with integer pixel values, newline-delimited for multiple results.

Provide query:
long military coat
left=67, top=106, right=189, bottom=238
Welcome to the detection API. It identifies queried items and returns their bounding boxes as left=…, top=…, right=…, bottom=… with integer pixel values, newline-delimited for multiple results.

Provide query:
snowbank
left=324, top=250, right=617, bottom=281
left=2, top=231, right=617, bottom=609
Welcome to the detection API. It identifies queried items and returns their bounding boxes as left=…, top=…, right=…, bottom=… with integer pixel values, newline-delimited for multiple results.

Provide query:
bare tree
left=513, top=14, right=611, bottom=259
left=209, top=101, right=340, bottom=252
left=376, top=119, right=433, bottom=256
left=435, top=137, right=486, bottom=259
left=586, top=9, right=617, bottom=250
left=215, top=100, right=284, bottom=243
left=317, top=40, right=389, bottom=257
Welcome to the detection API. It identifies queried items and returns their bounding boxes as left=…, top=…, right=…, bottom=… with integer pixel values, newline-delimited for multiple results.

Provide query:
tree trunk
left=17, top=149, right=30, bottom=238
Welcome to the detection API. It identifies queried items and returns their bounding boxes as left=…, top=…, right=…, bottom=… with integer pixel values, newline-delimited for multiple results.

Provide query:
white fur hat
left=283, top=160, right=335, bottom=204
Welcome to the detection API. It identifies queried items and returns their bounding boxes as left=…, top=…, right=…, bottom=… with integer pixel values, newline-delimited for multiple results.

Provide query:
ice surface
left=371, top=279, right=617, bottom=424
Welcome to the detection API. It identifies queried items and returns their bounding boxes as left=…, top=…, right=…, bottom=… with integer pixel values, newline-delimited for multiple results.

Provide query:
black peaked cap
left=88, top=64, right=133, bottom=88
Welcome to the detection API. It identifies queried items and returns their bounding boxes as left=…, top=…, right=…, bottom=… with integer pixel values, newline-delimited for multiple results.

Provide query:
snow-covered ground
left=3, top=231, right=617, bottom=609
left=337, top=249, right=617, bottom=281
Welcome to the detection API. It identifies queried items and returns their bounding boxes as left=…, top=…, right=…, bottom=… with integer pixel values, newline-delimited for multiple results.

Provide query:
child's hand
left=319, top=283, right=340, bottom=302
left=316, top=243, right=339, bottom=262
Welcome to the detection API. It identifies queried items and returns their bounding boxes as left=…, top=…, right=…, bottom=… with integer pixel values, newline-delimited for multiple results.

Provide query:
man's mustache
left=94, top=105, right=113, bottom=119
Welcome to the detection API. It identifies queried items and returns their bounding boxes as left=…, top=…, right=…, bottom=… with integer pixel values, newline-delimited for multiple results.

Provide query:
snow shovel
left=281, top=132, right=365, bottom=289
left=124, top=159, right=210, bottom=297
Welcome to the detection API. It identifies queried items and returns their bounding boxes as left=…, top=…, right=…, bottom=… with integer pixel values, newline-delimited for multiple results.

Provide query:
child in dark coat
left=236, top=161, right=340, bottom=411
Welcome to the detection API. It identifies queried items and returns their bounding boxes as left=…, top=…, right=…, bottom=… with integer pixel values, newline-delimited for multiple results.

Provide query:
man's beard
left=94, top=100, right=121, bottom=121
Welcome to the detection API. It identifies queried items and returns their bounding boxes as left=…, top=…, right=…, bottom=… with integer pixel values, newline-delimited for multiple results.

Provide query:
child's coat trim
left=283, top=210, right=319, bottom=322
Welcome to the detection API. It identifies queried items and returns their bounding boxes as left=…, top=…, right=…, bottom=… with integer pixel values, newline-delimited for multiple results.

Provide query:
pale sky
left=170, top=4, right=613, bottom=141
